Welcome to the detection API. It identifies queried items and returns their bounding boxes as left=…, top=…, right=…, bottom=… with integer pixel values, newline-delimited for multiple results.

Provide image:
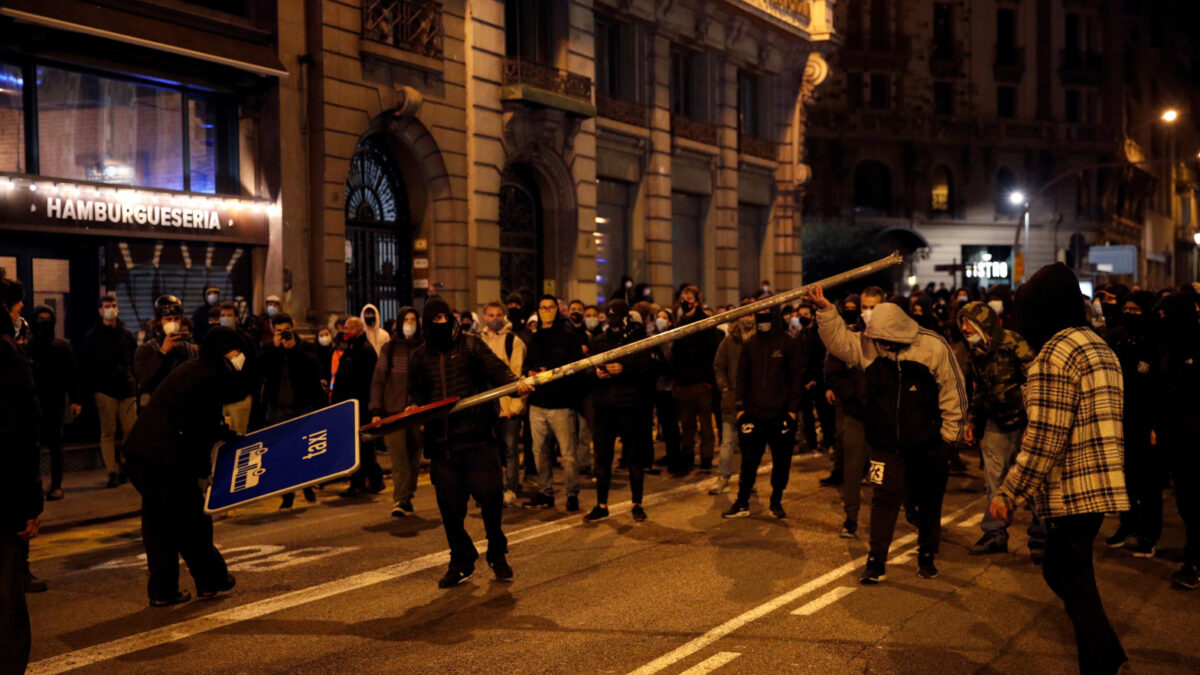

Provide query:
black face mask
left=680, top=301, right=694, bottom=313
left=364, top=315, right=377, bottom=327
left=1123, top=312, right=1148, bottom=334
left=427, top=321, right=455, bottom=349
left=32, top=320, right=54, bottom=340
left=507, top=308, right=523, bottom=326
left=569, top=312, right=583, bottom=324
left=798, top=315, right=813, bottom=327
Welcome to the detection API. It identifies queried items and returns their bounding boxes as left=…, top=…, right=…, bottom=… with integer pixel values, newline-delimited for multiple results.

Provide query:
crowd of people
left=2, top=262, right=1199, bottom=674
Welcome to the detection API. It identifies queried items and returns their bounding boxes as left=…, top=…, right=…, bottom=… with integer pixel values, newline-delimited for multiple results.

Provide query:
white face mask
left=162, top=320, right=180, bottom=335
left=266, top=305, right=279, bottom=318
left=102, top=307, right=118, bottom=321
left=207, top=293, right=219, bottom=305
left=584, top=317, right=599, bottom=330
left=788, top=316, right=800, bottom=329
left=861, top=308, right=874, bottom=325
left=757, top=321, right=772, bottom=332
left=219, top=316, right=236, bottom=329
left=318, top=335, right=332, bottom=347
left=988, top=300, right=1005, bottom=315
left=229, top=352, right=246, bottom=371
left=655, top=317, right=669, bottom=332
left=402, top=323, right=417, bottom=338
left=966, top=333, right=984, bottom=347
left=624, top=281, right=633, bottom=289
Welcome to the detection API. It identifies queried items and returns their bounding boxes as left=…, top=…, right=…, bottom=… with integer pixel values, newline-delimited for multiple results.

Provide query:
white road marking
left=958, top=512, right=985, bottom=528
left=627, top=498, right=983, bottom=675
left=890, top=550, right=916, bottom=566
left=790, top=586, right=856, bottom=616
left=28, top=473, right=752, bottom=675
left=679, top=651, right=741, bottom=675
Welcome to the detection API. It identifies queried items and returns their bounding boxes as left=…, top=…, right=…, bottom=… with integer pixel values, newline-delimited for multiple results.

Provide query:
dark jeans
left=867, top=447, right=949, bottom=559
left=675, top=383, right=714, bottom=470
left=1118, top=424, right=1163, bottom=545
left=41, top=416, right=65, bottom=491
left=125, top=457, right=229, bottom=602
left=0, top=533, right=30, bottom=674
left=430, top=442, right=507, bottom=573
left=798, top=390, right=818, bottom=451
left=497, top=417, right=523, bottom=493
left=594, top=405, right=651, bottom=505
left=1042, top=513, right=1127, bottom=675
left=736, top=413, right=796, bottom=504
left=654, top=389, right=681, bottom=464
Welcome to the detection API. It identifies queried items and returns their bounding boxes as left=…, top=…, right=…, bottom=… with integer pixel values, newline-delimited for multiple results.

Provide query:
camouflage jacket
left=958, top=301, right=1035, bottom=432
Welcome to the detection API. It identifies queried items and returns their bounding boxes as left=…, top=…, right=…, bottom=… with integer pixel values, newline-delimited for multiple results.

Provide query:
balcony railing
left=993, top=45, right=1026, bottom=82
left=671, top=114, right=720, bottom=146
left=842, top=35, right=912, bottom=72
left=739, top=133, right=777, bottom=160
left=1060, top=49, right=1104, bottom=86
left=596, top=93, right=648, bottom=126
left=502, top=58, right=593, bottom=101
left=362, top=0, right=444, bottom=59
left=929, top=40, right=964, bottom=78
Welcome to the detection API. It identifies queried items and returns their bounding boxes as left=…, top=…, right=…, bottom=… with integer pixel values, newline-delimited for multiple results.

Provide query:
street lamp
left=1008, top=191, right=1026, bottom=206
left=1162, top=108, right=1180, bottom=123
left=1193, top=231, right=1200, bottom=248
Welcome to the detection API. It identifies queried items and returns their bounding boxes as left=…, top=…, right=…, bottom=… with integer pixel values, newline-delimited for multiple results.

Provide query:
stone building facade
left=280, top=0, right=838, bottom=325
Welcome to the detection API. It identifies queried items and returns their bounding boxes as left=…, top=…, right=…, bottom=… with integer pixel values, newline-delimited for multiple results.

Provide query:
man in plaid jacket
left=990, top=262, right=1129, bottom=675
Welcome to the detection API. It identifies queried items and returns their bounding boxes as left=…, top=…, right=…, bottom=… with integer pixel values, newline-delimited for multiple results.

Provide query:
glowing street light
left=1008, top=191, right=1026, bottom=206
left=1162, top=109, right=1180, bottom=123
left=1193, top=231, right=1200, bottom=247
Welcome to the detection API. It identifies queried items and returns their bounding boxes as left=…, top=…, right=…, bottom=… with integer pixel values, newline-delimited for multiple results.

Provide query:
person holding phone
left=134, top=295, right=198, bottom=408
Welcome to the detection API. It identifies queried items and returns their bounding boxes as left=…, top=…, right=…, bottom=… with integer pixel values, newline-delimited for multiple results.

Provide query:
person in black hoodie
left=671, top=286, right=720, bottom=475
left=27, top=305, right=81, bottom=501
left=407, top=296, right=531, bottom=588
left=370, top=306, right=424, bottom=517
left=122, top=327, right=244, bottom=607
left=81, top=295, right=139, bottom=487
left=333, top=317, right=382, bottom=496
left=0, top=271, right=41, bottom=672
left=522, top=295, right=586, bottom=511
left=722, top=306, right=804, bottom=519
left=260, top=313, right=326, bottom=509
left=582, top=300, right=655, bottom=523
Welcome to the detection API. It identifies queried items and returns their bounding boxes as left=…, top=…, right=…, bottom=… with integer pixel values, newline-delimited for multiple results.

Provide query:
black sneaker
left=1170, top=564, right=1199, bottom=590
left=722, top=501, right=750, bottom=518
left=769, top=502, right=787, bottom=519
left=838, top=520, right=858, bottom=539
left=917, top=553, right=939, bottom=580
left=1128, top=540, right=1157, bottom=558
left=970, top=532, right=1008, bottom=555
left=1029, top=546, right=1045, bottom=565
left=399, top=501, right=415, bottom=516
left=149, top=590, right=192, bottom=607
left=390, top=501, right=407, bottom=518
left=1105, top=528, right=1136, bottom=549
left=197, top=573, right=237, bottom=599
left=631, top=505, right=647, bottom=522
left=818, top=472, right=843, bottom=487
left=522, top=494, right=554, bottom=509
left=566, top=495, right=580, bottom=513
left=860, top=557, right=887, bottom=584
left=437, top=568, right=474, bottom=588
left=583, top=505, right=609, bottom=523
left=45, top=487, right=64, bottom=501
left=488, top=557, right=514, bottom=582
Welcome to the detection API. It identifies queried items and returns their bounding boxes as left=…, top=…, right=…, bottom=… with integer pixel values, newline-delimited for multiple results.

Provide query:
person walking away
left=360, top=303, right=390, bottom=355
left=192, top=286, right=221, bottom=343
left=671, top=286, right=719, bottom=475
left=522, top=296, right=585, bottom=511
left=957, top=301, right=1044, bottom=560
left=135, top=295, right=198, bottom=407
left=122, top=327, right=245, bottom=607
left=1, top=271, right=42, bottom=672
left=479, top=302, right=527, bottom=506
left=722, top=306, right=803, bottom=519
left=260, top=313, right=326, bottom=509
left=334, top=317, right=382, bottom=496
left=812, top=284, right=967, bottom=583
left=407, top=297, right=532, bottom=587
left=583, top=300, right=655, bottom=523
left=370, top=306, right=425, bottom=517
left=28, top=306, right=81, bottom=501
left=710, top=311, right=753, bottom=494
left=824, top=313, right=869, bottom=538
left=991, top=262, right=1129, bottom=674
left=82, top=296, right=139, bottom=487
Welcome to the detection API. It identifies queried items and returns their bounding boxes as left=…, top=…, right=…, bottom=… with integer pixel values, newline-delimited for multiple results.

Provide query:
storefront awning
left=0, top=0, right=288, bottom=78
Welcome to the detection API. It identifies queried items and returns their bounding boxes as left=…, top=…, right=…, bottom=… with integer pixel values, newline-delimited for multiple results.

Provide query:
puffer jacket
left=818, top=302, right=967, bottom=455
left=736, top=312, right=803, bottom=418
left=957, top=301, right=1034, bottom=432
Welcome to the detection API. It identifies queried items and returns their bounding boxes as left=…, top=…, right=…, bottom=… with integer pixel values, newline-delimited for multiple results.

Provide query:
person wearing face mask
left=791, top=300, right=822, bottom=457
left=612, top=276, right=637, bottom=305
left=259, top=314, right=325, bottom=509
left=565, top=299, right=589, bottom=344
left=135, top=295, right=198, bottom=409
left=670, top=286, right=720, bottom=476
left=333, top=317, right=383, bottom=496
left=256, top=295, right=283, bottom=347
left=122, top=326, right=246, bottom=607
left=82, top=296, right=139, bottom=488
left=370, top=307, right=427, bottom=516
left=406, top=296, right=533, bottom=587
left=635, top=283, right=655, bottom=305
left=956, top=301, right=1042, bottom=560
left=812, top=284, right=968, bottom=583
left=649, top=309, right=682, bottom=469
left=823, top=299, right=870, bottom=538
left=985, top=286, right=1014, bottom=327
left=722, top=306, right=803, bottom=519
left=27, top=306, right=80, bottom=503
left=192, top=287, right=221, bottom=343
left=358, top=303, right=391, bottom=355
left=710, top=306, right=755, bottom=495
left=478, top=301, right=528, bottom=506
left=758, top=279, right=773, bottom=299
left=583, top=305, right=603, bottom=339
left=314, top=327, right=336, bottom=399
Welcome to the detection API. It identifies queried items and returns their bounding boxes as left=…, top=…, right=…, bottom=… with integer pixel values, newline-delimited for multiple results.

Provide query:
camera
left=281, top=329, right=294, bottom=342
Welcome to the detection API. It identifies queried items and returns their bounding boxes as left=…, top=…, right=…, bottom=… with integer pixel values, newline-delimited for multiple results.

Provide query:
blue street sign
left=205, top=400, right=361, bottom=513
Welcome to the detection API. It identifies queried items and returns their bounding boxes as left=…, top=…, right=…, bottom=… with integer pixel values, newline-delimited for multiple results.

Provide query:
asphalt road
left=24, top=452, right=1200, bottom=674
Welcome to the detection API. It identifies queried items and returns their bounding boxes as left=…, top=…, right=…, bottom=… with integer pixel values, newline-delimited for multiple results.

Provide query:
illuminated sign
left=961, top=245, right=1013, bottom=286
left=0, top=174, right=272, bottom=245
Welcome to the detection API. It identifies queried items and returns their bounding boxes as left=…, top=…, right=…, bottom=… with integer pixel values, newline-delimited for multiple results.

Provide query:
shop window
left=853, top=161, right=892, bottom=216
left=997, top=86, right=1016, bottom=118
left=931, top=165, right=952, bottom=214
left=0, top=63, right=23, bottom=172
left=934, top=82, right=953, bottom=116
left=595, top=179, right=632, bottom=303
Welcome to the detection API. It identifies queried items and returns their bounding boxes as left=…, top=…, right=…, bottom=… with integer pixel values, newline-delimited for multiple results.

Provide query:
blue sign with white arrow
left=205, top=400, right=361, bottom=513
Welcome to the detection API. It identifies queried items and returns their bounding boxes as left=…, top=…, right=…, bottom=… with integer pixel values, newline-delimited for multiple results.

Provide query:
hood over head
left=1127, top=290, right=1156, bottom=314
left=422, top=296, right=460, bottom=351
left=396, top=305, right=420, bottom=340
left=957, top=301, right=1004, bottom=349
left=1014, top=262, right=1088, bottom=352
left=201, top=326, right=245, bottom=364
left=863, top=303, right=920, bottom=345
left=360, top=303, right=383, bottom=326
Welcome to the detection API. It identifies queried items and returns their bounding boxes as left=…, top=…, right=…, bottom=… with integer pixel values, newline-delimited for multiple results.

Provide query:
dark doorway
left=345, top=137, right=412, bottom=322
left=499, top=165, right=542, bottom=302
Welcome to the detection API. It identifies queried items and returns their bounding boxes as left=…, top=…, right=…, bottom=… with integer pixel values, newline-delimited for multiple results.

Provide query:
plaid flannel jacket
left=998, top=326, right=1130, bottom=518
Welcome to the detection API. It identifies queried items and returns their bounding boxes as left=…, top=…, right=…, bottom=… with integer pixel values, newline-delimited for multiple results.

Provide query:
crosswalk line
left=791, top=586, right=856, bottom=615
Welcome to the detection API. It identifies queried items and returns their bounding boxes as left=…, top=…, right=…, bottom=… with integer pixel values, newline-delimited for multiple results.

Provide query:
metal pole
left=448, top=251, right=904, bottom=415
left=1022, top=203, right=1030, bottom=282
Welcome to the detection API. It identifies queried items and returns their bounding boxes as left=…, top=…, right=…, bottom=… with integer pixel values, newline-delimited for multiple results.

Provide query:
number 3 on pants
left=869, top=460, right=886, bottom=485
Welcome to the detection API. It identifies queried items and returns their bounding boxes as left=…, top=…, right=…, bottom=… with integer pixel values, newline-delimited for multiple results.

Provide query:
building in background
left=804, top=0, right=1200, bottom=293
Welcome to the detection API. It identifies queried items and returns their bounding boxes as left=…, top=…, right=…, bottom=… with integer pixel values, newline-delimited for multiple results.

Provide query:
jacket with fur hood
left=359, top=303, right=390, bottom=355
left=479, top=318, right=527, bottom=418
left=957, top=301, right=1034, bottom=432
left=818, top=302, right=968, bottom=455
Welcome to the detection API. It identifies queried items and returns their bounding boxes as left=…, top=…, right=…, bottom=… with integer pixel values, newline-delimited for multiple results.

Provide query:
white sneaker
left=503, top=490, right=517, bottom=507
left=707, top=477, right=729, bottom=495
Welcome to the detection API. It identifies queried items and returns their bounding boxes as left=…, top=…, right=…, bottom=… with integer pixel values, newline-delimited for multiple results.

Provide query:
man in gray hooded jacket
left=812, top=285, right=968, bottom=584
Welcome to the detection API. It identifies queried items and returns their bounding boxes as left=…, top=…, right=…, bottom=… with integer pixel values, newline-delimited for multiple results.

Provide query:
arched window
left=853, top=160, right=892, bottom=216
left=931, top=165, right=953, bottom=214
left=995, top=167, right=1019, bottom=217
left=345, top=137, right=412, bottom=318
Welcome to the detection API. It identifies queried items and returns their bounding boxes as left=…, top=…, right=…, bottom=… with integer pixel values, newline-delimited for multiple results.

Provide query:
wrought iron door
left=345, top=138, right=412, bottom=320
left=499, top=166, right=541, bottom=300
